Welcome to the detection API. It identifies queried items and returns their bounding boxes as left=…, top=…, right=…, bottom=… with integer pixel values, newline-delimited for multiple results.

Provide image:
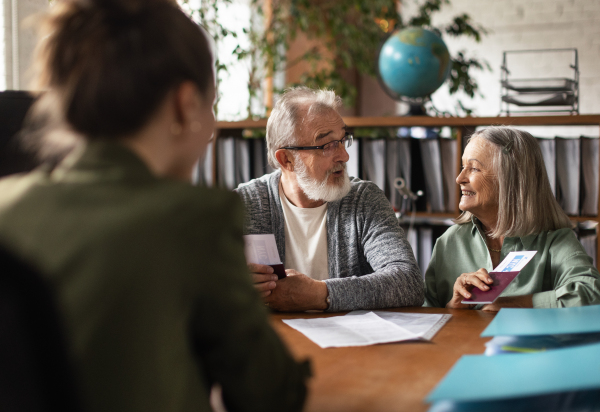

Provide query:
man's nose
left=335, top=142, right=350, bottom=163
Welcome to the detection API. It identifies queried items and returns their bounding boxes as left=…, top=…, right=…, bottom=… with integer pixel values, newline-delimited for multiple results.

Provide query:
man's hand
left=264, top=270, right=329, bottom=312
left=446, top=268, right=493, bottom=309
left=248, top=263, right=278, bottom=298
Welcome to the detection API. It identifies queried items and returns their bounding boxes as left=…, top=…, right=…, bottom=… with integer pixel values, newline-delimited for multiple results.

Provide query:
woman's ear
left=275, top=149, right=295, bottom=172
left=171, top=81, right=201, bottom=136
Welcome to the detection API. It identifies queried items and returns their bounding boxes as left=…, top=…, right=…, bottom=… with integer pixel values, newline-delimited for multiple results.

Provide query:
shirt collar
left=470, top=215, right=539, bottom=249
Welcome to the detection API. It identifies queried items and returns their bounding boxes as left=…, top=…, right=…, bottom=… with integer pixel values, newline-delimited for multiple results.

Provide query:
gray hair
left=266, top=86, right=342, bottom=168
left=455, top=126, right=572, bottom=238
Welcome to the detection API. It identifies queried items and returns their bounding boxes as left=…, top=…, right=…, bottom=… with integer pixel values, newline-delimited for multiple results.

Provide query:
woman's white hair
left=266, top=86, right=342, bottom=168
left=455, top=126, right=573, bottom=238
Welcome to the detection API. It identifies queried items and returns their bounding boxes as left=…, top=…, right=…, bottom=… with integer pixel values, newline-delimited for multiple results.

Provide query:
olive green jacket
left=424, top=217, right=600, bottom=308
left=0, top=142, right=308, bottom=412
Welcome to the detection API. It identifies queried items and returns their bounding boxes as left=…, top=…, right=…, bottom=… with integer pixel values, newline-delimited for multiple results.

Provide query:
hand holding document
left=243, top=234, right=286, bottom=279
left=462, top=251, right=537, bottom=304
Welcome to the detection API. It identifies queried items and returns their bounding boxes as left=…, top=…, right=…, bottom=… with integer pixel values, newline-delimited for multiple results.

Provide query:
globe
left=378, top=27, right=451, bottom=99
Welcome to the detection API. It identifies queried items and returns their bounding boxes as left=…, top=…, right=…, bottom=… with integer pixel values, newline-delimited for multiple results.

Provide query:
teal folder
left=481, top=305, right=600, bottom=337
left=426, top=342, right=600, bottom=402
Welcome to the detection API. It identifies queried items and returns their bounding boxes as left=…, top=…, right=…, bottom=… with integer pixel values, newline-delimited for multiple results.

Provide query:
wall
left=361, top=0, right=600, bottom=135
left=2, top=0, right=49, bottom=91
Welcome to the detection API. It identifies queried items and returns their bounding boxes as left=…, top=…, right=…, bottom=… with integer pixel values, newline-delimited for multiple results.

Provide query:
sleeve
left=185, top=193, right=310, bottom=412
left=423, top=240, right=443, bottom=307
left=531, top=229, right=600, bottom=308
left=325, top=184, right=424, bottom=311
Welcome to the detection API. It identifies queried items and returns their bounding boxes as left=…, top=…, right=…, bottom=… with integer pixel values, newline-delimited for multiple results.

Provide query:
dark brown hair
left=30, top=0, right=213, bottom=142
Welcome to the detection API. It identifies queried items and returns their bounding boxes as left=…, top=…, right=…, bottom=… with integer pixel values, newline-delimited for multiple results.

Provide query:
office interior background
left=2, top=0, right=600, bottom=272
left=3, top=0, right=600, bottom=125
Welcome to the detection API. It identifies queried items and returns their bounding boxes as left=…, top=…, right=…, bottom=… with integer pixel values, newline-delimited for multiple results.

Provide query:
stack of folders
left=537, top=136, right=599, bottom=216
left=195, top=136, right=274, bottom=189
left=360, top=127, right=457, bottom=214
left=426, top=306, right=600, bottom=412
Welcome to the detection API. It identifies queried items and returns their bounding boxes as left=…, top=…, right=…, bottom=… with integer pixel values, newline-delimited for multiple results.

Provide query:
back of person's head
left=455, top=126, right=572, bottom=237
left=266, top=87, right=341, bottom=168
left=28, top=0, right=213, bottom=157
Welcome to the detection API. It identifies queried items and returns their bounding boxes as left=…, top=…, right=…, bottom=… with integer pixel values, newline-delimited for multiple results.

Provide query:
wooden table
left=270, top=307, right=496, bottom=412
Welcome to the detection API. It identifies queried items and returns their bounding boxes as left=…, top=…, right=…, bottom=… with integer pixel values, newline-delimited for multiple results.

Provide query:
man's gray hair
left=266, top=86, right=342, bottom=168
left=455, top=126, right=573, bottom=238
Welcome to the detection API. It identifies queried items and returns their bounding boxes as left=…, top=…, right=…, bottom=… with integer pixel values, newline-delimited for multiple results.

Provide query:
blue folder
left=481, top=305, right=600, bottom=337
left=426, top=342, right=600, bottom=403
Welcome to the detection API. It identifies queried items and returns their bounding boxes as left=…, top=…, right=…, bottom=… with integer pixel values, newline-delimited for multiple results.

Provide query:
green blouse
left=424, top=217, right=600, bottom=308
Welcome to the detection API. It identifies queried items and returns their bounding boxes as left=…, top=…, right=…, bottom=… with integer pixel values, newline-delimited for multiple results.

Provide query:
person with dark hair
left=424, top=126, right=600, bottom=310
left=0, top=1, right=309, bottom=411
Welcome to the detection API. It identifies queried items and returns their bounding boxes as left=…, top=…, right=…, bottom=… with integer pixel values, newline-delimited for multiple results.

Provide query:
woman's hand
left=446, top=268, right=494, bottom=309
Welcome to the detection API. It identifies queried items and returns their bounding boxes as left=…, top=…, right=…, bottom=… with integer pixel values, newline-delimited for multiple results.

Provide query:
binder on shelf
left=580, top=136, right=599, bottom=216
left=579, top=231, right=597, bottom=268
left=217, top=136, right=236, bottom=190
left=440, top=138, right=457, bottom=213
left=418, top=226, right=433, bottom=273
left=251, top=138, right=268, bottom=180
left=536, top=137, right=556, bottom=196
left=555, top=136, right=580, bottom=215
left=346, top=137, right=360, bottom=179
left=234, top=138, right=251, bottom=187
left=195, top=141, right=214, bottom=187
left=419, top=138, right=445, bottom=213
left=387, top=135, right=412, bottom=213
left=361, top=138, right=386, bottom=192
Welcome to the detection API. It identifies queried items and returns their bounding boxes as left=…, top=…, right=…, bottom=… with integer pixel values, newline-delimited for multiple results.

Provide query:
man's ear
left=275, top=149, right=295, bottom=172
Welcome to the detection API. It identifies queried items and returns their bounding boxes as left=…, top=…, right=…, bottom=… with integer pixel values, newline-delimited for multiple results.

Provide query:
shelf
left=217, top=115, right=600, bottom=130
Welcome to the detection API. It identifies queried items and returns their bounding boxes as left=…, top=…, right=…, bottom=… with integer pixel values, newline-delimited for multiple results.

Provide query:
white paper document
left=493, top=251, right=537, bottom=272
left=243, top=234, right=282, bottom=265
left=345, top=310, right=452, bottom=341
left=283, top=312, right=420, bottom=348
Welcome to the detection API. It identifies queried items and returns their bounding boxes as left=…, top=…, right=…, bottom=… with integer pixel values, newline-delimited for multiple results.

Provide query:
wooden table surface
left=270, top=307, right=496, bottom=412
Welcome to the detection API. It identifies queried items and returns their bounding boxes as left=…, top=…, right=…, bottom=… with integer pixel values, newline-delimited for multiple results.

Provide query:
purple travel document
left=461, top=271, right=520, bottom=304
left=269, top=263, right=287, bottom=279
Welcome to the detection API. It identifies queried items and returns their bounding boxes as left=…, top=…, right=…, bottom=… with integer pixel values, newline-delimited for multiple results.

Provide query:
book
left=427, top=341, right=600, bottom=403
left=481, top=305, right=600, bottom=337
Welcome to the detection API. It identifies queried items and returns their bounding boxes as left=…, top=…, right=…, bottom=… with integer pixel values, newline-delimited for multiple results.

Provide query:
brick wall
left=415, top=0, right=600, bottom=118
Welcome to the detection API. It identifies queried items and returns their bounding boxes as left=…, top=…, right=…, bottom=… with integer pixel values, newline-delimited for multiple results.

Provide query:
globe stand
left=406, top=103, right=428, bottom=117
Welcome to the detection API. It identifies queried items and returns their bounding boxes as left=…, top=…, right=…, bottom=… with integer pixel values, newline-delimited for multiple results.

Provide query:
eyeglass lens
left=323, top=135, right=352, bottom=156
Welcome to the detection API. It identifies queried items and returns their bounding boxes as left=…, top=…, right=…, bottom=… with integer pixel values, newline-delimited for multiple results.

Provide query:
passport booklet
left=461, top=251, right=537, bottom=304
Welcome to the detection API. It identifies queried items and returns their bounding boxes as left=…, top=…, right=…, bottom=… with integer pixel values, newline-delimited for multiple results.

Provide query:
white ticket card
left=243, top=234, right=282, bottom=265
left=493, top=251, right=537, bottom=272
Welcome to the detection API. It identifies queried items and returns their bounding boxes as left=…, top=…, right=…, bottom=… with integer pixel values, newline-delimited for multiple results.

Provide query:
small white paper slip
left=243, top=234, right=282, bottom=265
left=282, top=312, right=419, bottom=348
left=493, top=251, right=537, bottom=272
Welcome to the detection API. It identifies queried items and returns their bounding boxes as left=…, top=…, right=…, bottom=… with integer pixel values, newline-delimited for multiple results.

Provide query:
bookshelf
left=214, top=114, right=600, bottom=269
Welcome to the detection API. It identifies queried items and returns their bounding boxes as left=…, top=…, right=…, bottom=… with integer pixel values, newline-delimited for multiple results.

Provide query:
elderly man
left=235, top=87, right=423, bottom=312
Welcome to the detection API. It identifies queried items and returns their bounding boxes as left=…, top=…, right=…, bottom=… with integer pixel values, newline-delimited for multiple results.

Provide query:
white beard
left=294, top=159, right=352, bottom=202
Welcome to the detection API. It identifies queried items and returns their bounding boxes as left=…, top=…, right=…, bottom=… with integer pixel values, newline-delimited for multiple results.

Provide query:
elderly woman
left=0, top=0, right=308, bottom=411
left=424, top=126, right=600, bottom=310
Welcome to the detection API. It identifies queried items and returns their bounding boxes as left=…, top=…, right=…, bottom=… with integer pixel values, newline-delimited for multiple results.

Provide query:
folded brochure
left=243, top=234, right=286, bottom=279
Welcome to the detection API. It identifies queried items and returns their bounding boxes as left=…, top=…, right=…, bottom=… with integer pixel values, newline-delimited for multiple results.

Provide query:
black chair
left=0, top=245, right=83, bottom=412
left=0, top=90, right=38, bottom=177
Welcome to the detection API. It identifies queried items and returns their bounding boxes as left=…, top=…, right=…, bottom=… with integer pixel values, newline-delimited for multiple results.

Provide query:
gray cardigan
left=235, top=170, right=424, bottom=312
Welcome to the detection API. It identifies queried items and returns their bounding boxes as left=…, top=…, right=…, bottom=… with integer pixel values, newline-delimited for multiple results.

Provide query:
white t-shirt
left=279, top=185, right=329, bottom=281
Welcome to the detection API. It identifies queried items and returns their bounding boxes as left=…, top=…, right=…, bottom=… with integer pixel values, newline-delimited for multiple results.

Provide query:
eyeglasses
left=280, top=132, right=353, bottom=157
